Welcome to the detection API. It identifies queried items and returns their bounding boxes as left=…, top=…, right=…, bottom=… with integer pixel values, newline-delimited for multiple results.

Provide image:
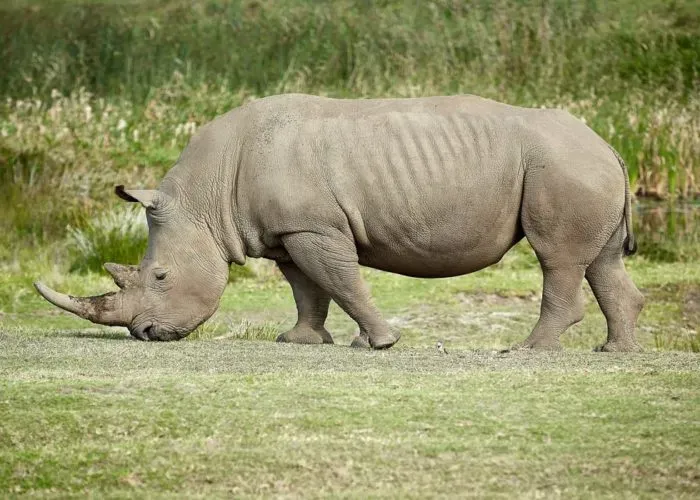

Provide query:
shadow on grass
left=43, top=329, right=130, bottom=341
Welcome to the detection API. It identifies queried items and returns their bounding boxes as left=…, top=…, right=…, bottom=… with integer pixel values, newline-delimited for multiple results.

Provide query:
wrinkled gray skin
left=35, top=94, right=645, bottom=351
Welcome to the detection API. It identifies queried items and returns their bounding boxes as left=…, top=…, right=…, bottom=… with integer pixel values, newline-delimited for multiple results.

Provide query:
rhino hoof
left=369, top=331, right=401, bottom=350
left=594, top=341, right=643, bottom=353
left=350, top=334, right=371, bottom=349
left=275, top=328, right=326, bottom=344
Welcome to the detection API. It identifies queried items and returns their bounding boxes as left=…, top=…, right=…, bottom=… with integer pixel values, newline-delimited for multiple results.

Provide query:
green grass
left=2, top=232, right=699, bottom=498
left=2, top=0, right=698, bottom=102
left=1, top=337, right=699, bottom=497
left=65, top=205, right=148, bottom=274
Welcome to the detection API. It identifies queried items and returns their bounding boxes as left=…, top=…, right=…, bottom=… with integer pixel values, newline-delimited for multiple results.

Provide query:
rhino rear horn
left=104, top=263, right=139, bottom=289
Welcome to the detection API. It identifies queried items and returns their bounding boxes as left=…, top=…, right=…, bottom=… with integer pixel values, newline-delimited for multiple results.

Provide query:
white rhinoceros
left=35, top=94, right=644, bottom=351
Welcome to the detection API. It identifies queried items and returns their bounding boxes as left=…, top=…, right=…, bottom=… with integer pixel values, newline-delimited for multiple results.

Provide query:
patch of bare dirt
left=455, top=291, right=539, bottom=307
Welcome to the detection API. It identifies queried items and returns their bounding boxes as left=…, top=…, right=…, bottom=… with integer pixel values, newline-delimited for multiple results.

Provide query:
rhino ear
left=115, top=185, right=170, bottom=210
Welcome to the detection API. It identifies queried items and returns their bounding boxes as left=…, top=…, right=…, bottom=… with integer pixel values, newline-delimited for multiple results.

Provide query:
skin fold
left=35, top=94, right=644, bottom=352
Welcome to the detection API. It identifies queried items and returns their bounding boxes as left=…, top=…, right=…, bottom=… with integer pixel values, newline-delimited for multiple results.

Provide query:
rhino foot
left=276, top=326, right=334, bottom=344
left=369, top=330, right=401, bottom=350
left=350, top=333, right=371, bottom=349
left=350, top=331, right=400, bottom=350
left=508, top=338, right=563, bottom=352
left=594, top=341, right=643, bottom=353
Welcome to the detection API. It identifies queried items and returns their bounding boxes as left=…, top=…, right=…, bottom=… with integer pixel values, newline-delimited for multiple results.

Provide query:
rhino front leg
left=276, top=261, right=334, bottom=344
left=281, top=231, right=400, bottom=350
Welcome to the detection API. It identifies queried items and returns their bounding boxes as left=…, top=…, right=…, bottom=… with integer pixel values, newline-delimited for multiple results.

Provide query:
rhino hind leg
left=281, top=231, right=400, bottom=350
left=516, top=159, right=624, bottom=351
left=516, top=265, right=587, bottom=350
left=585, top=227, right=645, bottom=352
left=276, top=261, right=334, bottom=344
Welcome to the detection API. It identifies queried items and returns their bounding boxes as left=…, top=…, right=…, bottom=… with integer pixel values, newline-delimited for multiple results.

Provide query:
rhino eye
left=154, top=268, right=169, bottom=280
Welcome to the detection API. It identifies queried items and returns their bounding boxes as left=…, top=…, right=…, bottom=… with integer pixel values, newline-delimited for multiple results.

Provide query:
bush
left=66, top=205, right=147, bottom=273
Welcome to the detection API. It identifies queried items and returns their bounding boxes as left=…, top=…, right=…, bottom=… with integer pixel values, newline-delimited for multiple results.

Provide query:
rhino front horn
left=33, top=282, right=131, bottom=327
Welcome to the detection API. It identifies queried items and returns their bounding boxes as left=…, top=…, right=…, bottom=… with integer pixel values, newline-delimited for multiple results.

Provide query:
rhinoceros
left=35, top=94, right=645, bottom=351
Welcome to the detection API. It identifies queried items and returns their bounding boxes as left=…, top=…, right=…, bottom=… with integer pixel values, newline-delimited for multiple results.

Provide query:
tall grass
left=1, top=0, right=699, bottom=266
left=66, top=205, right=147, bottom=273
left=2, top=0, right=698, bottom=102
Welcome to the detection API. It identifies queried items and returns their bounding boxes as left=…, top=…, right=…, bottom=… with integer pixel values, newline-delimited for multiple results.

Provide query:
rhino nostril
left=142, top=324, right=154, bottom=339
left=131, top=322, right=153, bottom=341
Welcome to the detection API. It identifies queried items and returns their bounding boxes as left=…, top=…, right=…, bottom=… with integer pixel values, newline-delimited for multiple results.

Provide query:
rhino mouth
left=130, top=321, right=188, bottom=341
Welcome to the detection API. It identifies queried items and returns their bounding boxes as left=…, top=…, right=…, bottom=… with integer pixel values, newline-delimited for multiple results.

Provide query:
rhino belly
left=353, top=191, right=523, bottom=278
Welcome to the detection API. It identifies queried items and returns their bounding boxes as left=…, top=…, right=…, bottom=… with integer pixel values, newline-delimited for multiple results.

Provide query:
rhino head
left=34, top=185, right=230, bottom=340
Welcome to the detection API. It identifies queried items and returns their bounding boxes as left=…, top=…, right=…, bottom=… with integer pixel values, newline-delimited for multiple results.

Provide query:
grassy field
left=2, top=0, right=700, bottom=497
left=2, top=248, right=700, bottom=496
left=2, top=340, right=699, bottom=498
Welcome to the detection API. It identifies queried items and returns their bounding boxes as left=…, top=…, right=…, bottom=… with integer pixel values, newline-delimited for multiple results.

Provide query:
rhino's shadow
left=45, top=329, right=131, bottom=341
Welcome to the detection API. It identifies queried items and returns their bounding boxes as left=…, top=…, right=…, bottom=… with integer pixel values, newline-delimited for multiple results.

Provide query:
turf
left=1, top=338, right=698, bottom=498
left=2, top=254, right=699, bottom=497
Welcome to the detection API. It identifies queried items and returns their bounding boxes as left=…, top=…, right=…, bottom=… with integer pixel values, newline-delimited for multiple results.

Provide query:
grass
left=2, top=213, right=699, bottom=499
left=1, top=0, right=700, bottom=496
left=65, top=205, right=147, bottom=274
left=2, top=0, right=698, bottom=102
left=1, top=337, right=699, bottom=497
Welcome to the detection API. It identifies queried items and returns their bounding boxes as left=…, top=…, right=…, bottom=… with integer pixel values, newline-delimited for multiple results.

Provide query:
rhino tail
left=609, top=146, right=637, bottom=256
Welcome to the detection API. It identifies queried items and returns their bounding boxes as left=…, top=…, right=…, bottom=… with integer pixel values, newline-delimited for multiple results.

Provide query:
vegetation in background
left=635, top=202, right=700, bottom=263
left=1, top=0, right=699, bottom=263
left=2, top=0, right=699, bottom=102
left=66, top=205, right=147, bottom=273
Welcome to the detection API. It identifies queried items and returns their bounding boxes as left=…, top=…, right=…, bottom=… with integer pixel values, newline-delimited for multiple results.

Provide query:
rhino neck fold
left=159, top=124, right=248, bottom=266
left=218, top=147, right=248, bottom=266
left=213, top=207, right=247, bottom=266
left=191, top=148, right=247, bottom=266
